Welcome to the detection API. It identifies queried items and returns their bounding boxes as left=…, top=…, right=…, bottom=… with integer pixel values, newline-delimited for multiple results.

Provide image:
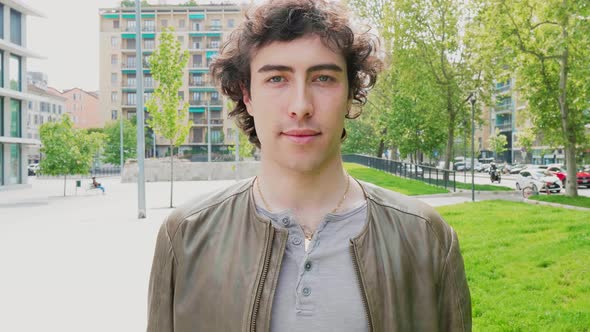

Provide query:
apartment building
left=0, top=1, right=44, bottom=189
left=25, top=84, right=66, bottom=164
left=475, top=77, right=577, bottom=165
left=53, top=88, right=101, bottom=129
left=99, top=3, right=245, bottom=160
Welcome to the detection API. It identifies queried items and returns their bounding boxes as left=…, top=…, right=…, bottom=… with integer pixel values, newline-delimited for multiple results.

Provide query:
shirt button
left=281, top=217, right=290, bottom=226
left=302, top=287, right=311, bottom=297
left=304, top=261, right=312, bottom=271
left=291, top=237, right=302, bottom=246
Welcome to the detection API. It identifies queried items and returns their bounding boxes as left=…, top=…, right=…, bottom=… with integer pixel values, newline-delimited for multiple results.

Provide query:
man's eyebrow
left=257, top=65, right=293, bottom=73
left=256, top=63, right=344, bottom=73
left=307, top=64, right=343, bottom=73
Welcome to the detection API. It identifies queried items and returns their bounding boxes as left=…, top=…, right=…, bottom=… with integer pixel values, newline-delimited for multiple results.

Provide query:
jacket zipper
left=350, top=241, right=374, bottom=332
left=250, top=225, right=275, bottom=332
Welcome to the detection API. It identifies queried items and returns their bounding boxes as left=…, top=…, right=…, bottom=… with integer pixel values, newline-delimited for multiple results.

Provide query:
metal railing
left=343, top=154, right=456, bottom=191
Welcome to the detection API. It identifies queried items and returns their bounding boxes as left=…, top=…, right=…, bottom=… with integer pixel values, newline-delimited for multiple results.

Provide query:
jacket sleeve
left=438, top=228, right=472, bottom=331
left=147, top=221, right=176, bottom=332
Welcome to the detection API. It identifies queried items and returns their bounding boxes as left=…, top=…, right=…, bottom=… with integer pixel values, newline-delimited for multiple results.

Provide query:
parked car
left=510, top=164, right=527, bottom=174
left=546, top=165, right=590, bottom=188
left=516, top=169, right=562, bottom=193
left=403, top=164, right=424, bottom=176
left=28, top=163, right=40, bottom=176
left=480, top=163, right=491, bottom=173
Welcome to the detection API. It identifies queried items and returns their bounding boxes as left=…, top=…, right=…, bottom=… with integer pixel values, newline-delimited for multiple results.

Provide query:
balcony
left=209, top=25, right=223, bottom=31
left=189, top=80, right=213, bottom=87
left=496, top=122, right=512, bottom=131
left=494, top=103, right=513, bottom=113
left=190, top=62, right=205, bottom=68
left=122, top=62, right=137, bottom=69
left=191, top=42, right=201, bottom=49
left=142, top=26, right=156, bottom=32
left=191, top=118, right=207, bottom=125
left=207, top=42, right=221, bottom=49
left=210, top=119, right=223, bottom=126
left=209, top=99, right=223, bottom=106
left=189, top=99, right=204, bottom=106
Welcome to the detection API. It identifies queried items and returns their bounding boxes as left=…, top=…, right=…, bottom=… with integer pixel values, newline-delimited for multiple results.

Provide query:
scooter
left=490, top=169, right=501, bottom=183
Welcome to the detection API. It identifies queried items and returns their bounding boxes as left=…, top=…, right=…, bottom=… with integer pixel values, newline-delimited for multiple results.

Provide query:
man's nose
left=288, top=83, right=314, bottom=119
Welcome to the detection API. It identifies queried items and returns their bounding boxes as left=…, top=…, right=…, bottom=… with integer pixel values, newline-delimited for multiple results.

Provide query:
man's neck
left=255, top=155, right=364, bottom=230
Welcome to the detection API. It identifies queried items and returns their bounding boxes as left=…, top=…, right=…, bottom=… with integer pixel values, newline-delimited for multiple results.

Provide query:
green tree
left=146, top=26, right=191, bottom=208
left=516, top=129, right=535, bottom=163
left=180, top=0, right=198, bottom=6
left=39, top=116, right=104, bottom=196
left=102, top=119, right=137, bottom=165
left=489, top=128, right=508, bottom=159
left=480, top=0, right=590, bottom=196
left=349, top=0, right=489, bottom=172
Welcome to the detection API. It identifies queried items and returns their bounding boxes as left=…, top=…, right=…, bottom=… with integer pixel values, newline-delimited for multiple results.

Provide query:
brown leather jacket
left=147, top=178, right=471, bottom=331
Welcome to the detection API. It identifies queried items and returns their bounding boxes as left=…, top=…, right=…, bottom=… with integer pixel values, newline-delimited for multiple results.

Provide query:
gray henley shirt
left=256, top=201, right=369, bottom=332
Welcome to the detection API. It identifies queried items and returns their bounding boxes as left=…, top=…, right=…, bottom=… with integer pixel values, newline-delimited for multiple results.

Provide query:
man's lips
left=281, top=129, right=321, bottom=144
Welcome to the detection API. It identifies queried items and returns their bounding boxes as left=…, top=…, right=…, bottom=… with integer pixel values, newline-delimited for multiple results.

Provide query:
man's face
left=244, top=35, right=350, bottom=173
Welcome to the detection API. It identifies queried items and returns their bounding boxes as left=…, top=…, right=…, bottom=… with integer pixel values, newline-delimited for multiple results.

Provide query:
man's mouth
left=281, top=129, right=321, bottom=144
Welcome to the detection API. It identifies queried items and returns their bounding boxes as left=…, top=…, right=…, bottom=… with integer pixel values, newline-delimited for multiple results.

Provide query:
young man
left=147, top=1, right=471, bottom=331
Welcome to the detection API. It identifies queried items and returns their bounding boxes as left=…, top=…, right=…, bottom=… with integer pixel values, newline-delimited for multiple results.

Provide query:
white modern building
left=0, top=0, right=44, bottom=189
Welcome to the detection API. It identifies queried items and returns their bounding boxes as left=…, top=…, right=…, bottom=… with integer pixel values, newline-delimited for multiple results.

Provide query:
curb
left=522, top=198, right=590, bottom=211
left=415, top=190, right=517, bottom=199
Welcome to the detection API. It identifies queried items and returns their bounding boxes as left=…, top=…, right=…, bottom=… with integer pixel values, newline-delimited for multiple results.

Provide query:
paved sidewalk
left=0, top=176, right=519, bottom=332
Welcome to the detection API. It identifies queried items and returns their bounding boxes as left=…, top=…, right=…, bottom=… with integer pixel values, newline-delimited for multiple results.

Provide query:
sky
left=25, top=0, right=190, bottom=92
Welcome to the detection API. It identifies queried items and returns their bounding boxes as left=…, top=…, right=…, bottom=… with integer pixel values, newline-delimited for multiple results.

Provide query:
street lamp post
left=470, top=94, right=476, bottom=202
left=135, top=0, right=146, bottom=218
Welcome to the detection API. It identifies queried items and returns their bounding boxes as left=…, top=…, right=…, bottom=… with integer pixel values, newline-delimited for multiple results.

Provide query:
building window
left=111, top=36, right=119, bottom=48
left=0, top=51, right=3, bottom=87
left=228, top=18, right=235, bottom=28
left=111, top=73, right=118, bottom=84
left=211, top=19, right=221, bottom=30
left=0, top=5, right=4, bottom=39
left=113, top=20, right=120, bottom=29
left=161, top=19, right=168, bottom=28
left=127, top=74, right=136, bottom=88
left=111, top=110, right=118, bottom=120
left=192, top=54, right=202, bottom=67
left=10, top=99, right=21, bottom=137
left=111, top=54, right=118, bottom=65
left=127, top=93, right=136, bottom=105
left=111, top=92, right=118, bottom=102
left=58, top=106, right=62, bottom=114
left=144, top=75, right=153, bottom=88
left=9, top=55, right=21, bottom=91
left=28, top=101, right=32, bottom=109
left=144, top=20, right=155, bottom=32
left=34, top=114, right=38, bottom=125
left=52, top=104, right=56, bottom=113
left=144, top=39, right=155, bottom=50
left=179, top=19, right=185, bottom=29
left=126, top=19, right=136, bottom=32
left=7, top=144, right=21, bottom=185
left=10, top=9, right=22, bottom=45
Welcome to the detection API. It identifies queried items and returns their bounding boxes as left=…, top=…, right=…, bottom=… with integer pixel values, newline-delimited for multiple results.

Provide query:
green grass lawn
left=454, top=181, right=514, bottom=191
left=344, top=163, right=449, bottom=195
left=438, top=200, right=590, bottom=331
left=528, top=194, right=590, bottom=209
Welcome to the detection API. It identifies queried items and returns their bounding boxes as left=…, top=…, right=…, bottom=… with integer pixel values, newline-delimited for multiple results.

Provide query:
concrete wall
left=121, top=158, right=260, bottom=182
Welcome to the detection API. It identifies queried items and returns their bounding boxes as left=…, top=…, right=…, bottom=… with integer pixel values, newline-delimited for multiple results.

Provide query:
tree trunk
left=376, top=128, right=387, bottom=158
left=63, top=174, right=67, bottom=197
left=170, top=144, right=174, bottom=208
left=444, top=107, right=456, bottom=177
left=558, top=23, right=577, bottom=197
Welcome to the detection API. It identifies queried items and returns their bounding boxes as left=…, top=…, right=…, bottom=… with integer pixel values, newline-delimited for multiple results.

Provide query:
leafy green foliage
left=102, top=119, right=137, bottom=165
left=488, top=128, right=508, bottom=156
left=39, top=116, right=104, bottom=195
left=146, top=26, right=191, bottom=149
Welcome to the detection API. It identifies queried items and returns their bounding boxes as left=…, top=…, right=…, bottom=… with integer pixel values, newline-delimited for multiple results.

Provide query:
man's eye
left=316, top=75, right=332, bottom=82
left=268, top=76, right=284, bottom=83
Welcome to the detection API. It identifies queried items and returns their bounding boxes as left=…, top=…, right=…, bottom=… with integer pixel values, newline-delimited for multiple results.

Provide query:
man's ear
left=241, top=85, right=254, bottom=116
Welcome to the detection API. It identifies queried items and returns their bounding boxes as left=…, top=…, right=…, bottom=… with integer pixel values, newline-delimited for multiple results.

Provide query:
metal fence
left=36, top=166, right=121, bottom=179
left=343, top=154, right=456, bottom=191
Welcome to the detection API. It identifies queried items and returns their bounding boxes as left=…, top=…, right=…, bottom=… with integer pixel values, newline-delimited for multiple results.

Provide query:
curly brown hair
left=210, top=0, right=382, bottom=148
